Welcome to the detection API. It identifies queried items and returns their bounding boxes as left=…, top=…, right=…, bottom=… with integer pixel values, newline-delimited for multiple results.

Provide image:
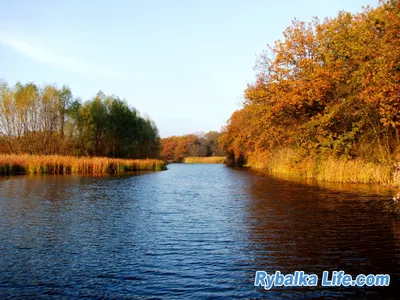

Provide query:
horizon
left=0, top=0, right=378, bottom=137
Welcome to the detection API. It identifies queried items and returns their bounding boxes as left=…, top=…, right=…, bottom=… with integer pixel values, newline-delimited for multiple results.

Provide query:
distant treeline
left=0, top=81, right=160, bottom=158
left=161, top=131, right=224, bottom=162
left=220, top=1, right=400, bottom=179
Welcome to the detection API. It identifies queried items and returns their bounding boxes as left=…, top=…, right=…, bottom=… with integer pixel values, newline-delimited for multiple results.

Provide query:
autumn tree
left=0, top=81, right=161, bottom=158
left=221, top=0, right=400, bottom=166
left=160, top=131, right=224, bottom=162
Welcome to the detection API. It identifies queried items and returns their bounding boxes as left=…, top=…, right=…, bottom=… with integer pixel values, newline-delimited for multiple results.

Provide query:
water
left=0, top=164, right=399, bottom=299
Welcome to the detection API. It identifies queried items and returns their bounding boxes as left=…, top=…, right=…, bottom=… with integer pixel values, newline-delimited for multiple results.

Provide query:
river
left=0, top=164, right=399, bottom=299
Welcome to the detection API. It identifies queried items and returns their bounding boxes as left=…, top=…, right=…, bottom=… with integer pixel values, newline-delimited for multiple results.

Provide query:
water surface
left=0, top=164, right=399, bottom=299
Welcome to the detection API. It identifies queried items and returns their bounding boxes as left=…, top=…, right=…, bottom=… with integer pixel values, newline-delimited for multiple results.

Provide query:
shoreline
left=183, top=156, right=225, bottom=164
left=245, top=164, right=400, bottom=216
left=243, top=149, right=400, bottom=188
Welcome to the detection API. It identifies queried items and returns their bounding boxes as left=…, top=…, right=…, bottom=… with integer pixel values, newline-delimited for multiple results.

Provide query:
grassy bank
left=247, top=149, right=399, bottom=186
left=183, top=156, right=226, bottom=164
left=0, top=154, right=167, bottom=175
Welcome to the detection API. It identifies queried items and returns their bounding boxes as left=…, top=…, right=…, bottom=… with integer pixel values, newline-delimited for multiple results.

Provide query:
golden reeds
left=183, top=156, right=226, bottom=164
left=247, top=149, right=395, bottom=185
left=0, top=154, right=167, bottom=175
left=316, top=156, right=392, bottom=185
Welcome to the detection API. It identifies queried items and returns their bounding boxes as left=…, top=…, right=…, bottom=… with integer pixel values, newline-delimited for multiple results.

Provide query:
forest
left=220, top=0, right=400, bottom=184
left=160, top=131, right=224, bottom=162
left=0, top=81, right=161, bottom=159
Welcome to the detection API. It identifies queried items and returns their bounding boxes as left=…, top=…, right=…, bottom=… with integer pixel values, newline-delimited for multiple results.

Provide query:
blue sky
left=0, top=0, right=378, bottom=137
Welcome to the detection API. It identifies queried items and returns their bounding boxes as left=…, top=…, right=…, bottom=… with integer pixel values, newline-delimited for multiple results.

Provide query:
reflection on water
left=0, top=165, right=399, bottom=299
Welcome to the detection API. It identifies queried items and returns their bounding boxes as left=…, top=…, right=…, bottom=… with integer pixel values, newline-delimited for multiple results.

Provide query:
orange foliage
left=160, top=134, right=198, bottom=162
left=221, top=1, right=400, bottom=166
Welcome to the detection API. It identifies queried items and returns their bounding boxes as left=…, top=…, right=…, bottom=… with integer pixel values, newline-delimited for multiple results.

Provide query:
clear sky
left=0, top=0, right=378, bottom=137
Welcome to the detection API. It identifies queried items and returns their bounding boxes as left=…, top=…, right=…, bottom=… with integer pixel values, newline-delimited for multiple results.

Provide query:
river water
left=0, top=164, right=399, bottom=299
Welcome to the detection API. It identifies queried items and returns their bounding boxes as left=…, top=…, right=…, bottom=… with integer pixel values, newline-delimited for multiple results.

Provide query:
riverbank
left=0, top=154, right=167, bottom=175
left=183, top=156, right=225, bottom=164
left=246, top=149, right=400, bottom=187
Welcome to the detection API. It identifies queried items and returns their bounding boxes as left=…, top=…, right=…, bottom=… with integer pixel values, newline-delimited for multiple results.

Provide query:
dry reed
left=247, top=149, right=395, bottom=185
left=183, top=156, right=226, bottom=164
left=0, top=154, right=167, bottom=175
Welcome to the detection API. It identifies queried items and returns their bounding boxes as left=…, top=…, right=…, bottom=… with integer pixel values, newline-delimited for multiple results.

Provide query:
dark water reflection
left=0, top=164, right=399, bottom=299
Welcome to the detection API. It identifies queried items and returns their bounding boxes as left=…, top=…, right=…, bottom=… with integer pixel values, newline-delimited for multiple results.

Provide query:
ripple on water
left=0, top=164, right=399, bottom=299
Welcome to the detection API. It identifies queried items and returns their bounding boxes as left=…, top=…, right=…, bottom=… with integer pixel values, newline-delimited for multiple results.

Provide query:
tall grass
left=247, top=148, right=397, bottom=185
left=183, top=156, right=226, bottom=164
left=316, top=156, right=392, bottom=185
left=0, top=154, right=167, bottom=175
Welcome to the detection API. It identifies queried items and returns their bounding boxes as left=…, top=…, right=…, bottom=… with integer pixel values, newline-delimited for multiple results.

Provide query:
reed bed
left=248, top=149, right=395, bottom=185
left=0, top=154, right=167, bottom=175
left=183, top=156, right=226, bottom=164
left=316, top=156, right=392, bottom=185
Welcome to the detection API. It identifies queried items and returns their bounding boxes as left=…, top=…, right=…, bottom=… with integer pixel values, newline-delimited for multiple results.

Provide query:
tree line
left=160, top=131, right=224, bottom=162
left=0, top=81, right=160, bottom=158
left=220, top=0, right=400, bottom=167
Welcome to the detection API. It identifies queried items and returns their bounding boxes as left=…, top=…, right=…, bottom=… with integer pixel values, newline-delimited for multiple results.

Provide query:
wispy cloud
left=0, top=31, right=124, bottom=78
